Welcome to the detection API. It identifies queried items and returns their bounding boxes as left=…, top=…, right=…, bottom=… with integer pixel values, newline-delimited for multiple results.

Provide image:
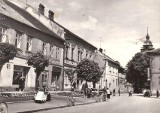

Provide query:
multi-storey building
left=63, top=29, right=97, bottom=90
left=93, top=49, right=124, bottom=93
left=0, top=0, right=64, bottom=91
left=147, top=48, right=160, bottom=95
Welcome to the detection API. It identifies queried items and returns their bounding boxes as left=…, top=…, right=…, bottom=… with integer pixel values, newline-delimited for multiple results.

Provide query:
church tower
left=141, top=28, right=154, bottom=52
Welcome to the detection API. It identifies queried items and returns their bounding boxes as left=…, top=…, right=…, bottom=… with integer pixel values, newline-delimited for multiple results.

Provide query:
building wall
left=0, top=16, right=64, bottom=91
left=106, top=61, right=119, bottom=92
left=63, top=32, right=97, bottom=90
left=150, top=55, right=160, bottom=94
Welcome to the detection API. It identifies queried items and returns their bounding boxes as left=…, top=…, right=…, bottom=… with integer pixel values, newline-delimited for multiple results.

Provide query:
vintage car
left=34, top=91, right=51, bottom=103
left=0, top=97, right=8, bottom=113
left=143, top=89, right=152, bottom=97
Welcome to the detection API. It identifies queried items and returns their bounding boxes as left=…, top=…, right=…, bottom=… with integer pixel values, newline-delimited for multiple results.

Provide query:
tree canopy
left=126, top=52, right=150, bottom=93
left=0, top=42, right=17, bottom=65
left=27, top=51, right=49, bottom=90
left=27, top=51, right=49, bottom=73
left=76, top=59, right=101, bottom=82
left=65, top=68, right=75, bottom=85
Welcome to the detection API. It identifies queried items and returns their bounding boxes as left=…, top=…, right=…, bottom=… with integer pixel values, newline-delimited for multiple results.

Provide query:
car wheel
left=0, top=102, right=8, bottom=113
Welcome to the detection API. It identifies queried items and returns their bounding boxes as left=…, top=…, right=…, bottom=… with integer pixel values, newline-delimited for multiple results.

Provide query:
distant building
left=141, top=29, right=154, bottom=52
left=93, top=49, right=126, bottom=93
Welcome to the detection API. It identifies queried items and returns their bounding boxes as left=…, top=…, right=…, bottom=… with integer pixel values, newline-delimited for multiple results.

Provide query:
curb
left=7, top=100, right=34, bottom=104
left=16, top=101, right=97, bottom=113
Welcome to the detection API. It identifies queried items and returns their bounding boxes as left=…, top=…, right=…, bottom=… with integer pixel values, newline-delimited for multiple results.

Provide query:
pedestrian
left=113, top=89, right=115, bottom=96
left=87, top=88, right=92, bottom=98
left=106, top=88, right=111, bottom=99
left=19, top=76, right=25, bottom=91
left=102, top=87, right=107, bottom=101
left=118, top=88, right=121, bottom=96
left=81, top=82, right=88, bottom=97
left=129, top=89, right=132, bottom=97
left=156, top=89, right=159, bottom=98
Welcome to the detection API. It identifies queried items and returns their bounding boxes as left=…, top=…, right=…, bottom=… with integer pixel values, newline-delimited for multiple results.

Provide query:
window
left=56, top=47, right=60, bottom=59
left=65, top=46, right=69, bottom=59
left=15, top=31, right=22, bottom=48
left=90, top=53, right=92, bottom=58
left=42, top=42, right=47, bottom=55
left=78, top=51, right=80, bottom=62
left=71, top=47, right=74, bottom=60
left=50, top=45, right=54, bottom=57
left=26, top=36, right=32, bottom=51
left=86, top=51, right=88, bottom=58
left=78, top=48, right=83, bottom=62
left=0, top=26, right=8, bottom=42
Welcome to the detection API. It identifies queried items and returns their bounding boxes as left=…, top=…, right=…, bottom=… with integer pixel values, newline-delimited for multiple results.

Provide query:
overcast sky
left=19, top=0, right=160, bottom=67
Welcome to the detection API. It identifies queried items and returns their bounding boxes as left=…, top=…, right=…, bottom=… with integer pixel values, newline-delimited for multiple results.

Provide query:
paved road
left=8, top=95, right=95, bottom=113
left=35, top=94, right=160, bottom=113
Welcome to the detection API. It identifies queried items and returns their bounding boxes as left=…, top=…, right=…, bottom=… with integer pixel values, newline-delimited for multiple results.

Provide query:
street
left=7, top=94, right=160, bottom=113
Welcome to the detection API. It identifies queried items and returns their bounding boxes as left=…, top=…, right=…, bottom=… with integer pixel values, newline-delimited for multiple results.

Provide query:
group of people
left=81, top=82, right=92, bottom=98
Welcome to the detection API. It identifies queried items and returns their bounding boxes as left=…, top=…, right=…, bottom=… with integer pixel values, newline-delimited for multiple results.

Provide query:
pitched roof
left=0, top=0, right=64, bottom=41
left=147, top=48, right=160, bottom=54
left=0, top=0, right=36, bottom=28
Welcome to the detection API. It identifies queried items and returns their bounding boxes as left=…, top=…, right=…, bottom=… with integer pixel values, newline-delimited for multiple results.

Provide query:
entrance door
left=51, top=66, right=61, bottom=90
left=13, top=66, right=25, bottom=91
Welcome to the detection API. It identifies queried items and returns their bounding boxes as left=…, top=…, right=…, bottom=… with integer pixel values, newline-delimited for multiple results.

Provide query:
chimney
left=38, top=4, right=45, bottom=15
left=99, top=48, right=103, bottom=53
left=48, top=10, right=54, bottom=21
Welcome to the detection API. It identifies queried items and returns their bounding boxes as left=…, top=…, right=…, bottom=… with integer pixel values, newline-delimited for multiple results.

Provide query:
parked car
left=143, top=89, right=152, bottom=97
left=34, top=91, right=51, bottom=103
left=0, top=97, right=8, bottom=113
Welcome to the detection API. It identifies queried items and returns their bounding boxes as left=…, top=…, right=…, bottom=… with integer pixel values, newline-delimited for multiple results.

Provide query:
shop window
left=12, top=66, right=24, bottom=85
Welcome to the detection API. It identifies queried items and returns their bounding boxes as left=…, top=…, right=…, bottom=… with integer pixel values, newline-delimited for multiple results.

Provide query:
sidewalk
left=7, top=94, right=97, bottom=113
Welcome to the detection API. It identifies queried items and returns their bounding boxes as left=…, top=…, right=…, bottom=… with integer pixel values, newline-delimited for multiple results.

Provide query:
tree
left=27, top=51, right=49, bottom=90
left=65, top=68, right=76, bottom=91
left=0, top=42, right=17, bottom=69
left=76, top=59, right=101, bottom=83
left=126, top=52, right=150, bottom=93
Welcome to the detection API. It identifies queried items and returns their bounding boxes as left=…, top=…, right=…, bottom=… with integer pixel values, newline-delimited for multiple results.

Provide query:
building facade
left=0, top=0, right=64, bottom=91
left=93, top=49, right=125, bottom=93
left=147, top=49, right=160, bottom=95
left=63, top=30, right=97, bottom=90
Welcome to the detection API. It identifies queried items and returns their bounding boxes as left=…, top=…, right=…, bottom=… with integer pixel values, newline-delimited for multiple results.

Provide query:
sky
left=17, top=0, right=160, bottom=67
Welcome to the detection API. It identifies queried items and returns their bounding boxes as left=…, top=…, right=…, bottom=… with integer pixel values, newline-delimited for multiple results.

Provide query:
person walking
left=19, top=76, right=25, bottom=91
left=106, top=88, right=111, bottom=99
left=113, top=89, right=115, bottom=96
left=156, top=89, right=159, bottom=98
left=129, top=89, right=132, bottom=97
left=82, top=82, right=88, bottom=97
left=118, top=88, right=121, bottom=96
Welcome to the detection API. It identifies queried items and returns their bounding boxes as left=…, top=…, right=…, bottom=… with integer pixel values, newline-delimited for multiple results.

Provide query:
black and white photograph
left=0, top=0, right=160, bottom=113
